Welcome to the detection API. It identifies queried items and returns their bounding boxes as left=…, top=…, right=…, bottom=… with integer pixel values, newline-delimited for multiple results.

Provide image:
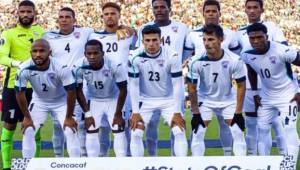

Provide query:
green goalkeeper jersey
left=0, top=24, right=44, bottom=88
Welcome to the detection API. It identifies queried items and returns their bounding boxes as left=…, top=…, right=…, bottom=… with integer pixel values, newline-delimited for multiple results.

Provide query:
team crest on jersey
left=48, top=72, right=55, bottom=79
left=221, top=61, right=229, bottom=68
left=269, top=56, right=276, bottom=64
left=103, top=69, right=110, bottom=77
left=172, top=26, right=178, bottom=33
left=157, top=59, right=165, bottom=67
left=0, top=38, right=5, bottom=46
left=73, top=32, right=81, bottom=39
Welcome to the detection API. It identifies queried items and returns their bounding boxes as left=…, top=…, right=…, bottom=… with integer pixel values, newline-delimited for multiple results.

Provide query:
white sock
left=22, top=127, right=36, bottom=158
left=217, top=115, right=233, bottom=156
left=130, top=129, right=144, bottom=157
left=52, top=119, right=64, bottom=157
left=64, top=127, right=80, bottom=157
left=284, top=126, right=299, bottom=161
left=146, top=113, right=159, bottom=156
left=78, top=120, right=87, bottom=157
left=230, top=124, right=247, bottom=156
left=113, top=132, right=127, bottom=157
left=272, top=118, right=287, bottom=155
left=172, top=126, right=188, bottom=156
left=86, top=132, right=100, bottom=157
left=257, top=123, right=272, bottom=155
left=191, top=125, right=206, bottom=156
left=99, top=126, right=111, bottom=157
left=245, top=116, right=258, bottom=155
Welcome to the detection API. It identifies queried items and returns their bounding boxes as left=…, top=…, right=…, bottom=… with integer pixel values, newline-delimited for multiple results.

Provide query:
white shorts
left=200, top=103, right=236, bottom=121
left=139, top=99, right=179, bottom=127
left=257, top=100, right=298, bottom=128
left=88, top=99, right=118, bottom=131
left=29, top=101, right=67, bottom=129
left=243, top=89, right=261, bottom=113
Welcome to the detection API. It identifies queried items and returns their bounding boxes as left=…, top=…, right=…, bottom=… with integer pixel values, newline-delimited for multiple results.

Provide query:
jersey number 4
left=65, top=43, right=71, bottom=53
left=149, top=71, right=160, bottom=81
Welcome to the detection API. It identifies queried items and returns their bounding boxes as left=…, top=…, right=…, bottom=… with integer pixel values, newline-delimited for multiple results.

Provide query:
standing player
left=136, top=0, right=189, bottom=156
left=243, top=23, right=300, bottom=161
left=74, top=40, right=128, bottom=157
left=187, top=24, right=247, bottom=156
left=43, top=7, right=94, bottom=157
left=15, top=39, right=80, bottom=158
left=88, top=2, right=136, bottom=156
left=128, top=25, right=188, bottom=156
left=184, top=0, right=239, bottom=156
left=0, top=1, right=44, bottom=169
left=237, top=0, right=288, bottom=155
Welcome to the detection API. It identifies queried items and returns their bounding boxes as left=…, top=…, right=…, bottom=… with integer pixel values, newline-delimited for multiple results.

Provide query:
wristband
left=84, top=111, right=92, bottom=118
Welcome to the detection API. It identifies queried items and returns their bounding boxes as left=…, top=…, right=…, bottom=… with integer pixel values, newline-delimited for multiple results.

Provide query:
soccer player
left=88, top=2, right=136, bottom=156
left=136, top=0, right=189, bottom=156
left=43, top=7, right=94, bottom=157
left=237, top=0, right=288, bottom=155
left=242, top=23, right=300, bottom=160
left=128, top=25, right=188, bottom=156
left=187, top=24, right=247, bottom=156
left=15, top=39, right=80, bottom=158
left=74, top=40, right=128, bottom=157
left=185, top=0, right=239, bottom=156
left=0, top=1, right=44, bottom=169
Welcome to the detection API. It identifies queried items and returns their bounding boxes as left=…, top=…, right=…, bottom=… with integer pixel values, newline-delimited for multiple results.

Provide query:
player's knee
left=171, top=126, right=185, bottom=137
left=3, top=122, right=17, bottom=130
left=131, top=129, right=144, bottom=139
left=246, top=116, right=257, bottom=126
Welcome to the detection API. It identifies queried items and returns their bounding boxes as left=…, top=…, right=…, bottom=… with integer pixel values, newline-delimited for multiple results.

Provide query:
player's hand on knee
left=191, top=114, right=205, bottom=134
left=171, top=113, right=186, bottom=131
left=112, top=113, right=125, bottom=133
left=231, top=113, right=245, bottom=131
left=130, top=113, right=144, bottom=130
left=290, top=92, right=300, bottom=106
left=253, top=95, right=262, bottom=110
left=63, top=117, right=78, bottom=133
left=21, top=116, right=35, bottom=134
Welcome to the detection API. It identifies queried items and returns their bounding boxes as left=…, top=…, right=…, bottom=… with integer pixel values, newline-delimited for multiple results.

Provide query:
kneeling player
left=187, top=24, right=247, bottom=156
left=15, top=39, right=80, bottom=158
left=128, top=25, right=188, bottom=156
left=74, top=40, right=128, bottom=157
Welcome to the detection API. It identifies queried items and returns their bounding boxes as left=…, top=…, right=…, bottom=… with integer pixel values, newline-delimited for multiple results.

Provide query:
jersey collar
left=141, top=47, right=162, bottom=59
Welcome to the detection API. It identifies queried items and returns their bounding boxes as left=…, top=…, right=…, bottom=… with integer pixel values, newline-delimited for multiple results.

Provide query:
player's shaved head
left=32, top=39, right=50, bottom=49
left=85, top=40, right=103, bottom=52
left=247, top=23, right=268, bottom=35
left=152, top=0, right=171, bottom=8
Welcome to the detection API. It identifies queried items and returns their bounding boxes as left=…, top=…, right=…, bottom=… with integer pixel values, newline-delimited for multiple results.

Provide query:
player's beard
left=33, top=57, right=49, bottom=68
left=19, top=16, right=34, bottom=27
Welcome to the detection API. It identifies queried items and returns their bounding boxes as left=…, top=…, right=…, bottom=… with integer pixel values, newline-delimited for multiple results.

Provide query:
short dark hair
left=203, top=24, right=224, bottom=38
left=247, top=23, right=268, bottom=35
left=60, top=7, right=75, bottom=18
left=19, top=0, right=35, bottom=10
left=142, top=25, right=161, bottom=37
left=102, top=2, right=121, bottom=13
left=203, top=0, right=220, bottom=12
left=85, top=40, right=103, bottom=52
left=152, top=0, right=171, bottom=9
left=245, top=0, right=263, bottom=8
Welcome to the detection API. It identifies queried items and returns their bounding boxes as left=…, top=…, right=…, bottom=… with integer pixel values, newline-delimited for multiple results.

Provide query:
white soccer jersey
left=242, top=41, right=298, bottom=101
left=136, top=20, right=189, bottom=61
left=88, top=31, right=136, bottom=65
left=237, top=21, right=287, bottom=54
left=15, top=59, right=75, bottom=104
left=73, top=56, right=127, bottom=101
left=43, top=27, right=94, bottom=67
left=185, top=25, right=239, bottom=56
left=188, top=49, right=246, bottom=107
left=128, top=46, right=182, bottom=100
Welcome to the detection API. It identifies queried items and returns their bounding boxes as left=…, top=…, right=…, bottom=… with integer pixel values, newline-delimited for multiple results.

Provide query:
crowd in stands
left=0, top=0, right=300, bottom=88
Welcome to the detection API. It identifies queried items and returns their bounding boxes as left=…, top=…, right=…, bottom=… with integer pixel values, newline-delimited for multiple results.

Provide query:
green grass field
left=0, top=111, right=300, bottom=169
